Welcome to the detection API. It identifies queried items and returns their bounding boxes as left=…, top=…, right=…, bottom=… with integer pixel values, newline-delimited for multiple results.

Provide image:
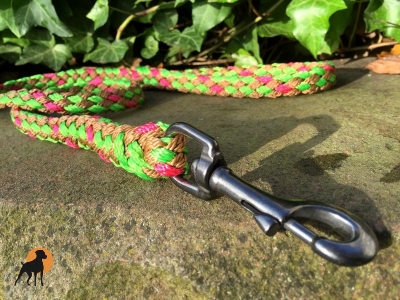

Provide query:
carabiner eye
left=284, top=205, right=379, bottom=266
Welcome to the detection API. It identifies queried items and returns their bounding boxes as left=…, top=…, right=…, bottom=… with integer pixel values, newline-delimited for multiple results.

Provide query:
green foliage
left=0, top=0, right=399, bottom=70
left=86, top=0, right=109, bottom=30
left=83, top=38, right=128, bottom=63
left=286, top=0, right=348, bottom=56
left=365, top=0, right=400, bottom=41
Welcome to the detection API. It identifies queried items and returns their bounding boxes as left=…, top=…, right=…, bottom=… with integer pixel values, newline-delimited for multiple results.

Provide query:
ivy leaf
left=242, top=25, right=262, bottom=64
left=160, top=27, right=203, bottom=52
left=16, top=44, right=71, bottom=71
left=192, top=0, right=233, bottom=33
left=83, top=38, right=129, bottom=64
left=174, top=0, right=188, bottom=7
left=325, top=0, right=354, bottom=50
left=0, top=1, right=20, bottom=37
left=12, top=0, right=72, bottom=37
left=224, top=14, right=235, bottom=28
left=86, top=0, right=109, bottom=30
left=232, top=49, right=258, bottom=67
left=141, top=30, right=159, bottom=59
left=227, top=25, right=261, bottom=63
left=153, top=9, right=178, bottom=34
left=257, top=0, right=294, bottom=38
left=0, top=44, right=21, bottom=55
left=1, top=30, right=30, bottom=47
left=165, top=44, right=194, bottom=62
left=163, top=27, right=204, bottom=61
left=25, top=28, right=55, bottom=47
left=42, top=45, right=71, bottom=70
left=286, top=0, right=347, bottom=57
left=158, top=2, right=179, bottom=9
left=365, top=0, right=400, bottom=42
left=65, top=34, right=94, bottom=53
left=0, top=2, right=9, bottom=31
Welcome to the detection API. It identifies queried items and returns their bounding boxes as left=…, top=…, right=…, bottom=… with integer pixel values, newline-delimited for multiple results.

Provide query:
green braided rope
left=0, top=62, right=336, bottom=179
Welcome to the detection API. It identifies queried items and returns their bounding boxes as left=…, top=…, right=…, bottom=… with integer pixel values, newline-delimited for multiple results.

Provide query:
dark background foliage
left=0, top=0, right=399, bottom=71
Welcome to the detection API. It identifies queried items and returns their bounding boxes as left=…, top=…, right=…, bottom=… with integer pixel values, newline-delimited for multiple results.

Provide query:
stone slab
left=0, top=58, right=399, bottom=299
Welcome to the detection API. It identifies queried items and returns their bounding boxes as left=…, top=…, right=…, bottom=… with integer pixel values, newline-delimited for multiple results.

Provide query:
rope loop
left=0, top=63, right=336, bottom=179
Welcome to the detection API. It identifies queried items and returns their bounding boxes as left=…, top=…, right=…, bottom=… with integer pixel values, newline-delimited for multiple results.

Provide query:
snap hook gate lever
left=165, top=122, right=379, bottom=267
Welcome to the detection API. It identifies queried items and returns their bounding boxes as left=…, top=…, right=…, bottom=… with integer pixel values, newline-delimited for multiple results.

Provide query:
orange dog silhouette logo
left=14, top=247, right=53, bottom=286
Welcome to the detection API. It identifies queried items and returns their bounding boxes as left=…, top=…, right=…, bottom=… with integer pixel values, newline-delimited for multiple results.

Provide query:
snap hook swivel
left=165, top=122, right=378, bottom=267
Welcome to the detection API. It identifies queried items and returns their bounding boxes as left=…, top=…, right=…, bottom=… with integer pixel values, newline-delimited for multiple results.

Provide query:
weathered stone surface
left=1, top=58, right=399, bottom=299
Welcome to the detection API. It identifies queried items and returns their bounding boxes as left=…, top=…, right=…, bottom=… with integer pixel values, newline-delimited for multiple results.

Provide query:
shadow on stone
left=334, top=67, right=369, bottom=89
left=295, top=153, right=350, bottom=176
left=227, top=114, right=392, bottom=250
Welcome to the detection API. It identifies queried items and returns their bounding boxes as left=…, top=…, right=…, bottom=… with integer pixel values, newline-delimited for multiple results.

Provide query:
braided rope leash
left=0, top=62, right=336, bottom=180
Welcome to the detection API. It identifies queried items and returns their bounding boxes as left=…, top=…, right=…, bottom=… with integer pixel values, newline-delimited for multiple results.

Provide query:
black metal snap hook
left=165, top=122, right=379, bottom=266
